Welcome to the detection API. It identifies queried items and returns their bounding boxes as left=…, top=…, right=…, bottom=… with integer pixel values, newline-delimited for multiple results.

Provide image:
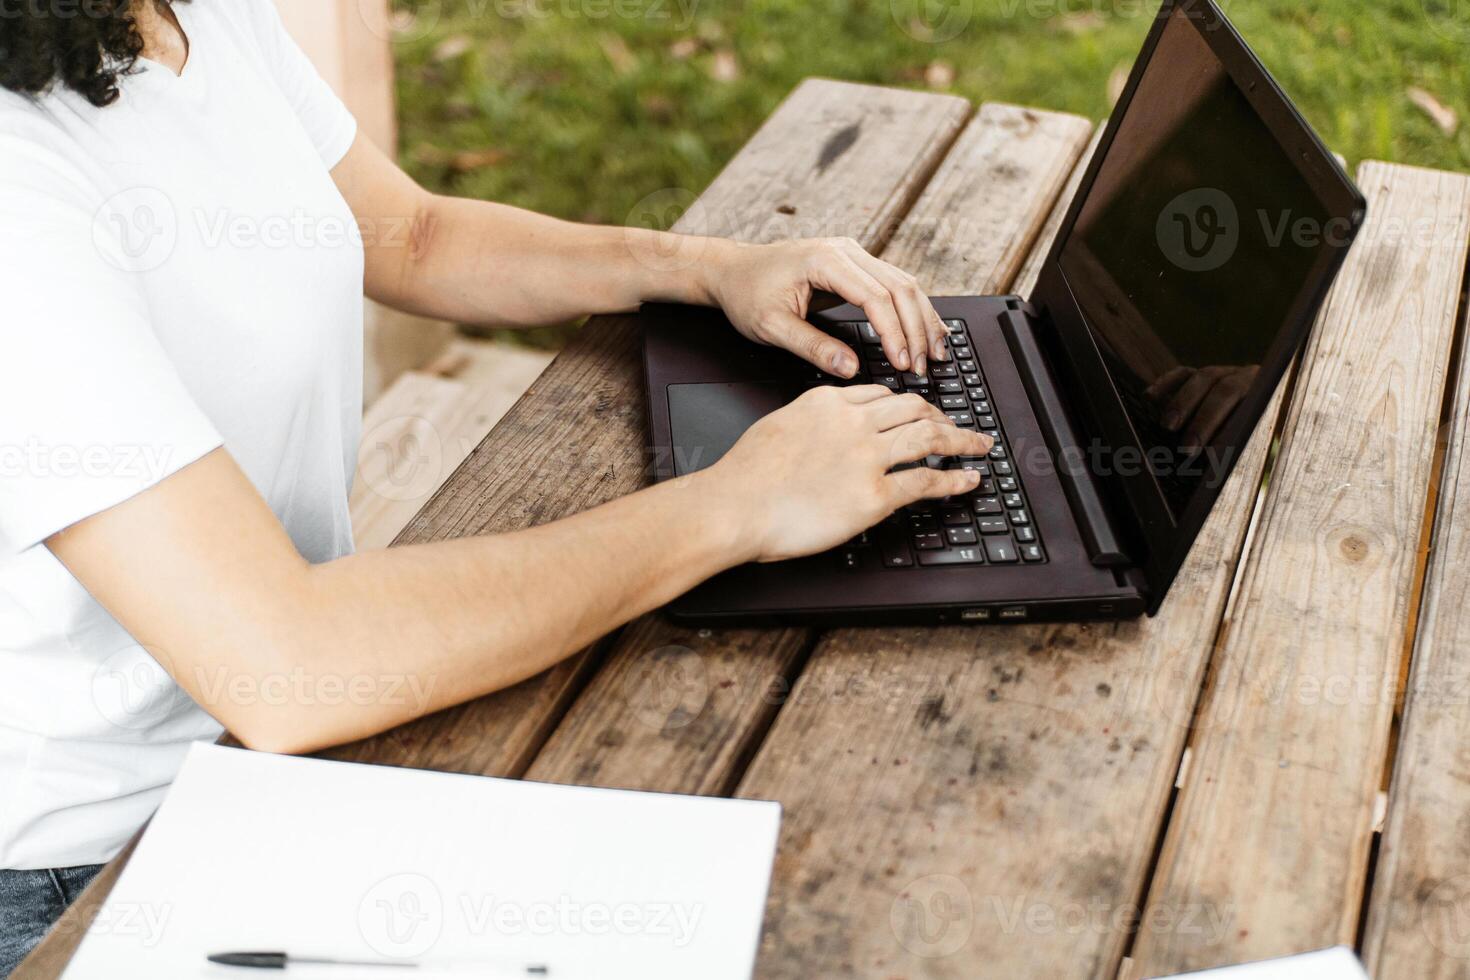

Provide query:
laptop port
left=998, top=606, right=1028, bottom=621
left=960, top=608, right=992, bottom=622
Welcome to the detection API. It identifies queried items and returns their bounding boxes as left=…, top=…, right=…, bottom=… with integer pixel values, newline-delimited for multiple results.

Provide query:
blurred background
left=389, top=0, right=1468, bottom=349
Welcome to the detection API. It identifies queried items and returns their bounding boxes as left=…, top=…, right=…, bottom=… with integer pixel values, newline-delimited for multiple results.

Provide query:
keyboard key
left=1021, top=543, right=1045, bottom=562
left=988, top=444, right=1008, bottom=460
left=1010, top=509, right=1031, bottom=526
left=908, top=513, right=938, bottom=532
left=984, top=537, right=1019, bottom=563
left=1003, top=493, right=1024, bottom=509
left=946, top=526, right=978, bottom=545
left=993, top=460, right=1014, bottom=476
left=828, top=322, right=859, bottom=344
left=978, top=517, right=1009, bottom=535
left=958, top=459, right=990, bottom=475
left=998, top=476, right=1018, bottom=492
left=941, top=507, right=971, bottom=527
left=873, top=375, right=901, bottom=391
left=940, top=394, right=967, bottom=410
left=946, top=411, right=974, bottom=427
left=918, top=545, right=983, bottom=566
left=977, top=414, right=996, bottom=429
left=974, top=498, right=1003, bottom=516
left=930, top=364, right=958, bottom=379
left=943, top=318, right=966, bottom=333
left=913, top=532, right=944, bottom=551
left=971, top=400, right=992, bottom=414
left=958, top=360, right=978, bottom=374
left=900, top=371, right=930, bottom=386
left=868, top=356, right=895, bottom=373
left=878, top=526, right=914, bottom=567
left=857, top=321, right=881, bottom=344
left=838, top=549, right=863, bottom=571
left=1014, top=526, right=1036, bottom=543
left=950, top=346, right=972, bottom=361
left=976, top=477, right=996, bottom=496
left=963, top=375, right=983, bottom=389
left=937, top=380, right=963, bottom=394
left=908, top=385, right=933, bottom=400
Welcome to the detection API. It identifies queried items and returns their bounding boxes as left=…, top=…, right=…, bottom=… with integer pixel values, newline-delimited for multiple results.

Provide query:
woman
left=0, top=1, right=988, bottom=970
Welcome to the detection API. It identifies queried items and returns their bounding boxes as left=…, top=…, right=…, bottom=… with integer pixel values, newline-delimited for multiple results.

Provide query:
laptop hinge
left=999, top=306, right=1130, bottom=568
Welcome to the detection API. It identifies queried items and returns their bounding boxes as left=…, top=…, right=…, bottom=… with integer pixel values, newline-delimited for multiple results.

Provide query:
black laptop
left=641, top=0, right=1365, bottom=625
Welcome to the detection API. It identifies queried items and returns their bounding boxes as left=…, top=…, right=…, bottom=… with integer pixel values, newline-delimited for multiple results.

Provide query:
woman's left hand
left=701, top=237, right=950, bottom=381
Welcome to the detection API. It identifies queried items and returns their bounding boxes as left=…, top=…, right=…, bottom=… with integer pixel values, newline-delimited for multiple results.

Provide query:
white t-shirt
left=0, top=0, right=363, bottom=869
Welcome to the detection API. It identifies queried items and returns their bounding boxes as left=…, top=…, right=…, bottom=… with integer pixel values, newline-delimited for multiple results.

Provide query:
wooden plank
left=736, top=394, right=1284, bottom=980
left=731, top=113, right=1304, bottom=980
left=1361, top=218, right=1470, bottom=977
left=1132, top=162, right=1470, bottom=975
left=11, top=79, right=971, bottom=980
left=1014, top=129, right=1102, bottom=298
left=522, top=104, right=1092, bottom=798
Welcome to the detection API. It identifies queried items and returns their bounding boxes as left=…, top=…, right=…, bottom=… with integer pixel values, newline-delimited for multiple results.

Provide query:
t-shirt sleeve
left=0, top=136, right=224, bottom=555
left=240, top=0, right=360, bottom=169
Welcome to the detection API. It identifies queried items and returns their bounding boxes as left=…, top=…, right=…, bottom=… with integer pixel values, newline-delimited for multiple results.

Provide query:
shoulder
left=0, top=92, right=102, bottom=218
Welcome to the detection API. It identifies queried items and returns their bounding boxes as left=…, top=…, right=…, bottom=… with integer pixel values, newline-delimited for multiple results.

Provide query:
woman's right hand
left=699, top=385, right=995, bottom=563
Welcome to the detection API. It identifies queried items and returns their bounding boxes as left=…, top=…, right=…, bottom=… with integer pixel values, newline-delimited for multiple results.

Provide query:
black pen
left=207, top=951, right=548, bottom=975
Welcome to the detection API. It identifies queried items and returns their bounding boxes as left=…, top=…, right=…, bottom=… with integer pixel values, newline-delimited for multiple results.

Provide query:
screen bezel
left=1027, top=0, right=1366, bottom=613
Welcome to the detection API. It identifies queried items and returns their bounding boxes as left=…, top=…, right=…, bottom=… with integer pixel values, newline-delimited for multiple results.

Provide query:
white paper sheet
left=1148, top=946, right=1368, bottom=979
left=62, top=743, right=781, bottom=979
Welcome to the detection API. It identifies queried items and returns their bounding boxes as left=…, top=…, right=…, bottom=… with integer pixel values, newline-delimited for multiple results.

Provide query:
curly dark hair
left=0, top=0, right=178, bottom=108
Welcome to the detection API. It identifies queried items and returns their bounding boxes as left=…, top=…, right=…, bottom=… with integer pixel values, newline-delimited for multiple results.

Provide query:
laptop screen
left=1056, top=6, right=1342, bottom=521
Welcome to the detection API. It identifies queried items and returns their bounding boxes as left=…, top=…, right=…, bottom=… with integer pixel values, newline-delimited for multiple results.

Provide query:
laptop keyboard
left=812, top=318, right=1047, bottom=571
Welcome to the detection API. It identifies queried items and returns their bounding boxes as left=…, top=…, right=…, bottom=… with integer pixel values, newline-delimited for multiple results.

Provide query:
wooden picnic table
left=19, top=80, right=1470, bottom=980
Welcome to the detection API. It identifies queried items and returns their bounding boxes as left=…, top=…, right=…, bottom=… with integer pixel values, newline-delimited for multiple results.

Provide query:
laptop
left=641, top=0, right=1365, bottom=626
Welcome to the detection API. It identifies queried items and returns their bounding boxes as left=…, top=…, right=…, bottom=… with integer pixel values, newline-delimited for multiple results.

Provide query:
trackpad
left=667, top=382, right=793, bottom=476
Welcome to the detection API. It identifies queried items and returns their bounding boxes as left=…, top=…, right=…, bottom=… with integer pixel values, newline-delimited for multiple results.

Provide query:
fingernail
left=895, top=349, right=910, bottom=370
left=965, top=470, right=981, bottom=486
left=832, top=351, right=856, bottom=377
left=914, top=356, right=927, bottom=379
left=933, top=339, right=949, bottom=361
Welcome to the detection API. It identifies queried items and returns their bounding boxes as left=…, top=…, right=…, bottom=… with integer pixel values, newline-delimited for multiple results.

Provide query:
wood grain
left=1360, top=190, right=1470, bottom=977
left=1131, top=162, right=1470, bottom=975
left=521, top=104, right=1091, bottom=801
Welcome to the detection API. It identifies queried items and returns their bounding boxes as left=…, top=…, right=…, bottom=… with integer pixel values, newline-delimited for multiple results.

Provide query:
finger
left=867, top=392, right=945, bottom=432
left=1162, top=366, right=1228, bottom=431
left=845, top=248, right=935, bottom=377
left=1145, top=365, right=1193, bottom=402
left=884, top=465, right=984, bottom=508
left=766, top=310, right=861, bottom=377
left=810, top=249, right=911, bottom=372
left=884, top=419, right=994, bottom=468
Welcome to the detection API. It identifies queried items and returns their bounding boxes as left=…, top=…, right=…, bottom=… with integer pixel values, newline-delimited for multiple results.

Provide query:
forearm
left=230, top=469, right=750, bottom=753
left=372, top=193, right=737, bottom=327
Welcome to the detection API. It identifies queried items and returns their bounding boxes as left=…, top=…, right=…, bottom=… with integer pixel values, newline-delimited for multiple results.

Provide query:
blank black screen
left=1058, top=7, right=1337, bottom=518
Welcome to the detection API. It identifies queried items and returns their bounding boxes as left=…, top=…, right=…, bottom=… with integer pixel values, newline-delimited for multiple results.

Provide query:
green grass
left=390, top=0, right=1470, bottom=344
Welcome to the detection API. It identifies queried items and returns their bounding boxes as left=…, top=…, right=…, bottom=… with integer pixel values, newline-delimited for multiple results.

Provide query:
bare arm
left=48, top=388, right=990, bottom=755
left=333, top=135, right=954, bottom=379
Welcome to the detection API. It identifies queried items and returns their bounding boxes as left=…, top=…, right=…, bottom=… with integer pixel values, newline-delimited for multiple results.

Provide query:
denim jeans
left=0, top=865, right=102, bottom=978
